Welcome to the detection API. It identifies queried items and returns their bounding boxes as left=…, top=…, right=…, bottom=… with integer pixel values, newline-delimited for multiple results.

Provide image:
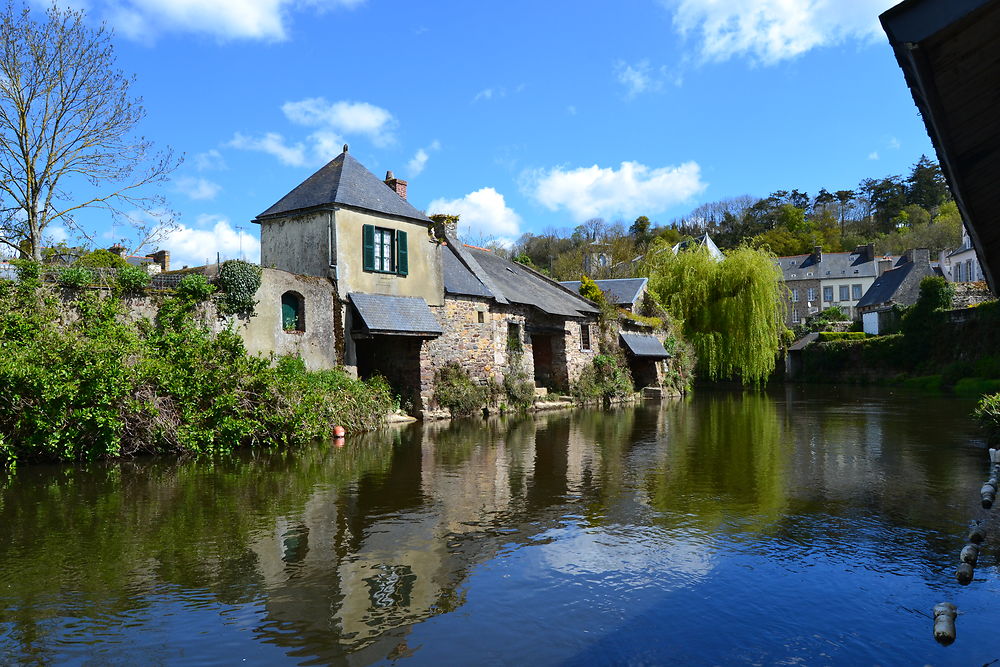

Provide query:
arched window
left=281, top=291, right=305, bottom=332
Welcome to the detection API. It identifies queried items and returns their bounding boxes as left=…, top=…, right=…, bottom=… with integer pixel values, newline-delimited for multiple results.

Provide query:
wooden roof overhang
left=881, top=0, right=1000, bottom=292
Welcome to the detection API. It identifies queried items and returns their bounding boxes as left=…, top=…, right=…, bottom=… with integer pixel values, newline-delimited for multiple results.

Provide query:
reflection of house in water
left=245, top=413, right=615, bottom=662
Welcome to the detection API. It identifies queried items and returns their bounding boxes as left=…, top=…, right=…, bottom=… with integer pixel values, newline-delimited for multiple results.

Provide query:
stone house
left=856, top=248, right=939, bottom=335
left=252, top=147, right=613, bottom=414
left=777, top=244, right=892, bottom=326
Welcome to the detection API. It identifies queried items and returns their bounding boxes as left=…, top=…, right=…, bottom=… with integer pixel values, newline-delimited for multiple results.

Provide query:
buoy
left=969, top=522, right=987, bottom=544
left=933, top=602, right=957, bottom=645
left=334, top=438, right=345, bottom=448
left=956, top=562, right=974, bottom=585
left=960, top=543, right=979, bottom=565
left=333, top=425, right=346, bottom=438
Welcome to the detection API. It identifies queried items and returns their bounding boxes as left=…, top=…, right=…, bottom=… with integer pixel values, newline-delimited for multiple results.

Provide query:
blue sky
left=47, top=0, right=932, bottom=267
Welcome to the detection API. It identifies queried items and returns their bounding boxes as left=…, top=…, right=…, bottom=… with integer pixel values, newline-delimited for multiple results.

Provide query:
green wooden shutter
left=396, top=229, right=408, bottom=276
left=362, top=224, right=375, bottom=271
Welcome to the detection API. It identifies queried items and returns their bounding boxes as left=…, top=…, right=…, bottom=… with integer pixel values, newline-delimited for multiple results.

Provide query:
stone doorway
left=531, top=334, right=553, bottom=388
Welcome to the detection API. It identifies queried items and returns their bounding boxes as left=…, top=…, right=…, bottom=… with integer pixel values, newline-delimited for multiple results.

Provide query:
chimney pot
left=384, top=172, right=408, bottom=200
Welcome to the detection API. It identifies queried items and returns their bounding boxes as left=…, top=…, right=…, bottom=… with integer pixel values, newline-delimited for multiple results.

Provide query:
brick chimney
left=146, top=249, right=170, bottom=272
left=812, top=245, right=822, bottom=263
left=108, top=243, right=126, bottom=256
left=385, top=171, right=407, bottom=200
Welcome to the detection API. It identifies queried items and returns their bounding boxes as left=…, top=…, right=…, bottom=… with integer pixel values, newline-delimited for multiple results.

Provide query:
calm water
left=2, top=386, right=998, bottom=665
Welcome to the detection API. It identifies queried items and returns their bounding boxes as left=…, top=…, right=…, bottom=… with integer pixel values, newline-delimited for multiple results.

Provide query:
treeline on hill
left=505, top=155, right=960, bottom=281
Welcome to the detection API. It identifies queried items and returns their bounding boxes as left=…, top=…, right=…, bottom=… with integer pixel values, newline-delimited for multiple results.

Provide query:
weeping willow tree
left=643, top=242, right=786, bottom=386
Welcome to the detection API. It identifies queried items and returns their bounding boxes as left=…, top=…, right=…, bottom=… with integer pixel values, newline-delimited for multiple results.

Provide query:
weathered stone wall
left=259, top=211, right=333, bottom=279
left=952, top=282, right=993, bottom=309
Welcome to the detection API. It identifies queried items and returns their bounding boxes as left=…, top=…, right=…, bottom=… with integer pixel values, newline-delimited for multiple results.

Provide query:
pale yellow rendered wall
left=333, top=207, right=443, bottom=306
left=259, top=211, right=332, bottom=278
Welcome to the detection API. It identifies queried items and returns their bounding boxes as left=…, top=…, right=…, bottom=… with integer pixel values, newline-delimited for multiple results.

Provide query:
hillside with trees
left=503, top=155, right=960, bottom=281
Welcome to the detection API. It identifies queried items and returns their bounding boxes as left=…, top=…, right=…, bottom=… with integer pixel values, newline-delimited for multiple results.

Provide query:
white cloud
left=162, top=215, right=260, bottom=267
left=426, top=188, right=522, bottom=244
left=887, top=136, right=901, bottom=150
left=868, top=151, right=879, bottom=160
left=473, top=88, right=495, bottom=102
left=670, top=0, right=895, bottom=65
left=175, top=176, right=221, bottom=200
left=567, top=105, right=577, bottom=115
left=228, top=132, right=308, bottom=167
left=100, top=0, right=365, bottom=42
left=282, top=98, right=396, bottom=147
left=194, top=149, right=227, bottom=172
left=616, top=60, right=658, bottom=98
left=525, top=161, right=706, bottom=222
left=407, top=140, right=441, bottom=177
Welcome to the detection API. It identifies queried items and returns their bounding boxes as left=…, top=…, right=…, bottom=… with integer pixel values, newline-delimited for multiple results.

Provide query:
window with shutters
left=362, top=224, right=408, bottom=276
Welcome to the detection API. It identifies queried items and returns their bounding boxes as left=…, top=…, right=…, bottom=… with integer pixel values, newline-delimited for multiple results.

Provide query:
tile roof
left=558, top=278, right=648, bottom=306
left=442, top=237, right=597, bottom=317
left=349, top=293, right=443, bottom=336
left=255, top=150, right=431, bottom=223
left=619, top=332, right=671, bottom=358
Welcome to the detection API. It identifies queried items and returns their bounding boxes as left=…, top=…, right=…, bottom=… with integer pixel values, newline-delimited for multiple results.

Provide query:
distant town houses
left=941, top=225, right=984, bottom=284
left=776, top=244, right=891, bottom=327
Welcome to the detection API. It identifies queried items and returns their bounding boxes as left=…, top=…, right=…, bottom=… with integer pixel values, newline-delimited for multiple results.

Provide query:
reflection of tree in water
left=646, top=392, right=790, bottom=532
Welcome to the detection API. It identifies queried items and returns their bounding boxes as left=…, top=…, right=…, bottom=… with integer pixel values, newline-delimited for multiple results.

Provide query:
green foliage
left=75, top=249, right=129, bottom=269
left=502, top=350, right=535, bottom=411
left=432, top=362, right=489, bottom=417
left=954, top=378, right=1000, bottom=398
left=0, top=281, right=394, bottom=467
left=175, top=274, right=215, bottom=302
left=794, top=306, right=850, bottom=337
left=217, top=260, right=262, bottom=316
left=578, top=275, right=606, bottom=305
left=974, top=393, right=1000, bottom=443
left=816, top=331, right=866, bottom=342
left=572, top=354, right=633, bottom=402
left=115, top=263, right=151, bottom=295
left=57, top=266, right=94, bottom=288
left=645, top=243, right=784, bottom=386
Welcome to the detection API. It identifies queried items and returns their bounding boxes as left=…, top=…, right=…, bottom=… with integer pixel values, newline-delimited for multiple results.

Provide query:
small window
left=791, top=310, right=799, bottom=324
left=823, top=286, right=833, bottom=302
left=507, top=322, right=522, bottom=352
left=807, top=287, right=817, bottom=302
left=791, top=289, right=799, bottom=303
left=281, top=291, right=305, bottom=332
left=581, top=323, right=591, bottom=351
left=852, top=284, right=862, bottom=300
left=839, top=285, right=850, bottom=302
left=477, top=311, right=485, bottom=324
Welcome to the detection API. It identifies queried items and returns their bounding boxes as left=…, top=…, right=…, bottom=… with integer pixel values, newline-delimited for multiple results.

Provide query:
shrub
left=572, top=354, right=633, bottom=402
left=433, top=363, right=488, bottom=417
left=974, top=393, right=1000, bottom=443
left=502, top=353, right=535, bottom=411
left=115, top=264, right=151, bottom=295
left=816, top=331, right=866, bottom=342
left=74, top=249, right=129, bottom=270
left=217, top=260, right=262, bottom=316
left=175, top=274, right=215, bottom=302
left=57, top=266, right=94, bottom=288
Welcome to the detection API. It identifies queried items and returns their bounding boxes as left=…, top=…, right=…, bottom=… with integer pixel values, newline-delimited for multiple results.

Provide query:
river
left=1, top=386, right=998, bottom=665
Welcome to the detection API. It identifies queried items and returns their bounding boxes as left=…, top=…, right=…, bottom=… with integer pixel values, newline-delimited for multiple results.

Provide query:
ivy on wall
left=217, top=260, right=262, bottom=317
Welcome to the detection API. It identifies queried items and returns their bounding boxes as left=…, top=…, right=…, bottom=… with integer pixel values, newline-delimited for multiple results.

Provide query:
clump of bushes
left=0, top=263, right=393, bottom=467
left=433, top=362, right=492, bottom=417
left=217, top=260, right=262, bottom=316
left=816, top=331, right=866, bottom=342
left=975, top=393, right=1000, bottom=443
left=502, top=352, right=535, bottom=410
left=572, top=354, right=633, bottom=402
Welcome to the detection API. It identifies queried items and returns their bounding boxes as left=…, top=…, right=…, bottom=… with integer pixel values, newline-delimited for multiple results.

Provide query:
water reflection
left=0, top=386, right=995, bottom=665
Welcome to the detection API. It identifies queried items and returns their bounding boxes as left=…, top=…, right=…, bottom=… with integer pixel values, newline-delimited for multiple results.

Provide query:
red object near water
left=333, top=425, right=346, bottom=437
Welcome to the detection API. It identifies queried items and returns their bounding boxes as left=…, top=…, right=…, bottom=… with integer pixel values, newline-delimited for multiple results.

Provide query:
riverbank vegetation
left=0, top=262, right=393, bottom=468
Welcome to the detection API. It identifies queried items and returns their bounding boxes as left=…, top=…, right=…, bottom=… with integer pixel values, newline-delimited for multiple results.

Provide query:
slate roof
left=620, top=332, right=671, bottom=359
left=672, top=233, right=725, bottom=261
left=856, top=263, right=915, bottom=308
left=255, top=150, right=431, bottom=223
left=349, top=293, right=443, bottom=336
left=776, top=250, right=894, bottom=282
left=559, top=278, right=648, bottom=307
left=442, top=237, right=598, bottom=318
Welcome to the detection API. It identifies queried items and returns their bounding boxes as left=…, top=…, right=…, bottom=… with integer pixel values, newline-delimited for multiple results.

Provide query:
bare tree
left=0, top=2, right=178, bottom=261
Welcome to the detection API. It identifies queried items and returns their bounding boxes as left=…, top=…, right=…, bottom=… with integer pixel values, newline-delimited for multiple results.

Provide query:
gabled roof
left=442, top=237, right=598, bottom=318
left=254, top=150, right=431, bottom=224
left=672, top=233, right=725, bottom=261
left=856, top=263, right=915, bottom=309
left=559, top=278, right=648, bottom=306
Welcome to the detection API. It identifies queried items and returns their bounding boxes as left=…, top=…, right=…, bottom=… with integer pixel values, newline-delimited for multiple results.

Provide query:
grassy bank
left=0, top=262, right=393, bottom=468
